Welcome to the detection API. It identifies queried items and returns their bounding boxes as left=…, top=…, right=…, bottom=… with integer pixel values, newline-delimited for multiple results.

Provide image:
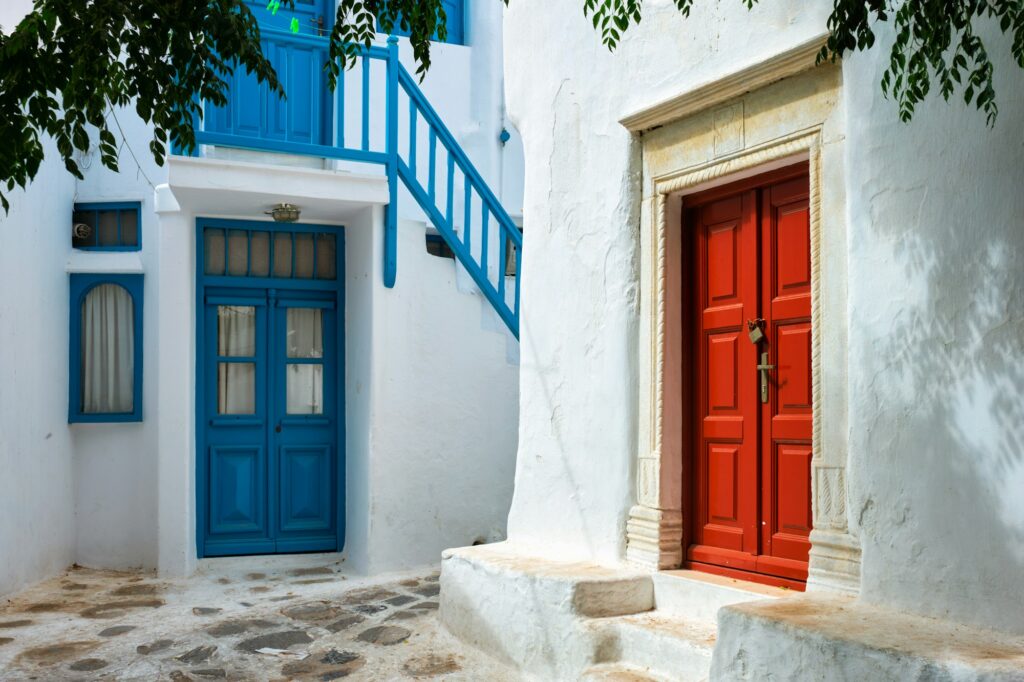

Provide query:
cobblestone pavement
left=0, top=560, right=524, bottom=681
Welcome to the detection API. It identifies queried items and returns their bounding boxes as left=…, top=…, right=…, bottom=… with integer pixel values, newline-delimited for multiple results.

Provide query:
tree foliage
left=584, top=0, right=1024, bottom=126
left=1, top=1, right=1022, bottom=211
left=0, top=0, right=456, bottom=211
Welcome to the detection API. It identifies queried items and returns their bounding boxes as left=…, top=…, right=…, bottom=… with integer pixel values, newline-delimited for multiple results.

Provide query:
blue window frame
left=72, top=202, right=142, bottom=251
left=69, top=273, right=144, bottom=423
left=384, top=0, right=465, bottom=45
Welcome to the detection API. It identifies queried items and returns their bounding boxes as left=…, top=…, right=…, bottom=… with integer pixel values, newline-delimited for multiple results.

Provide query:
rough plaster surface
left=502, top=0, right=1024, bottom=638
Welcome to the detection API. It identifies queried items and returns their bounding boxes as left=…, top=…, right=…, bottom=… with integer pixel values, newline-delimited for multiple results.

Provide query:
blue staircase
left=179, top=32, right=522, bottom=338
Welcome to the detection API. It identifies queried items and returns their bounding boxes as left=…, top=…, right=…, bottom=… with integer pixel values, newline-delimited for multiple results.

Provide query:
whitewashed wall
left=344, top=214, right=519, bottom=575
left=0, top=139, right=77, bottom=597
left=502, top=0, right=1024, bottom=635
left=0, top=0, right=523, bottom=594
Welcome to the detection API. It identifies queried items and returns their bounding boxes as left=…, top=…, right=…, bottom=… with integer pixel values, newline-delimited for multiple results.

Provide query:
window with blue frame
left=69, top=274, right=144, bottom=423
left=384, top=0, right=465, bottom=45
left=72, top=202, right=142, bottom=250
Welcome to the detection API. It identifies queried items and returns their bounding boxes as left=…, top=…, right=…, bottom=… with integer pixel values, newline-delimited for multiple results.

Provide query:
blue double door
left=201, top=287, right=339, bottom=556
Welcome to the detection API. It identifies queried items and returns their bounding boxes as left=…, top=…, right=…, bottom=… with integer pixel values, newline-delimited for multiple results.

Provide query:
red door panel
left=685, top=165, right=812, bottom=589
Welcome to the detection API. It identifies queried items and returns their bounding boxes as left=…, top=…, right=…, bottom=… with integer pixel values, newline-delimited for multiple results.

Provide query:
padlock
left=747, top=319, right=765, bottom=344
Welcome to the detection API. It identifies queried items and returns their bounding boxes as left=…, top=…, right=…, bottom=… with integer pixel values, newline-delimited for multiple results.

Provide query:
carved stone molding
left=620, top=34, right=829, bottom=132
left=626, top=506, right=683, bottom=570
left=633, top=62, right=861, bottom=594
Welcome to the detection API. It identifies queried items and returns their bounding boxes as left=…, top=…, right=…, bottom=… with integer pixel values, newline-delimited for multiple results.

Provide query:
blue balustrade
left=177, top=30, right=521, bottom=338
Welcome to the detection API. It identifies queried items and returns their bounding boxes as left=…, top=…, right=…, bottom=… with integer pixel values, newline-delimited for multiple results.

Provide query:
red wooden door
left=686, top=166, right=812, bottom=589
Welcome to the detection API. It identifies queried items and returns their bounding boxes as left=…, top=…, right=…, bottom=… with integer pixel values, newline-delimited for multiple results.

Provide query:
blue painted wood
left=385, top=0, right=465, bottom=45
left=72, top=202, right=142, bottom=251
left=206, top=1, right=334, bottom=148
left=68, top=273, right=144, bottom=423
left=183, top=27, right=522, bottom=336
left=383, top=37, right=399, bottom=288
left=196, top=218, right=345, bottom=558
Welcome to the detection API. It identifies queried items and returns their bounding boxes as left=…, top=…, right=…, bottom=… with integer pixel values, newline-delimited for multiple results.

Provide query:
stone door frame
left=622, top=48, right=862, bottom=594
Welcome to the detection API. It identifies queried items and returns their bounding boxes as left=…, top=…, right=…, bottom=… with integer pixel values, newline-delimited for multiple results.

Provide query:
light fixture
left=266, top=203, right=301, bottom=223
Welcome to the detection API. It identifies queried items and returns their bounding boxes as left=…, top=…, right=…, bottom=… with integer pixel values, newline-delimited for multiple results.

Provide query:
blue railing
left=179, top=31, right=522, bottom=338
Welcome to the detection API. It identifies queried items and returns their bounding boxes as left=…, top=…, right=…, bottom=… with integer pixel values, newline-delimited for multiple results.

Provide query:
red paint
left=685, top=165, right=812, bottom=588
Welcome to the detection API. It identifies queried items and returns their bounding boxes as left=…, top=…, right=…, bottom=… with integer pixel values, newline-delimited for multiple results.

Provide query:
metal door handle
left=275, top=424, right=282, bottom=433
left=309, top=15, right=325, bottom=35
left=756, top=352, right=775, bottom=404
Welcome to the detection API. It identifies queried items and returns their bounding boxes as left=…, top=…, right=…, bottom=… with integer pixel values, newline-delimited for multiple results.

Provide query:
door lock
left=756, top=352, right=775, bottom=403
left=309, top=14, right=325, bottom=36
left=747, top=318, right=766, bottom=344
left=275, top=424, right=282, bottom=433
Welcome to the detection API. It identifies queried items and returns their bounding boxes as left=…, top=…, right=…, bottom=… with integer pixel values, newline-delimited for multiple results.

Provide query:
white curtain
left=217, top=306, right=256, bottom=414
left=286, top=308, right=323, bottom=414
left=81, top=284, right=134, bottom=413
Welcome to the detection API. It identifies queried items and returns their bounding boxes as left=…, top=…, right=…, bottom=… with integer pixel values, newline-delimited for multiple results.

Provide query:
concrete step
left=592, top=613, right=716, bottom=682
left=581, top=662, right=674, bottom=681
left=652, top=569, right=789, bottom=624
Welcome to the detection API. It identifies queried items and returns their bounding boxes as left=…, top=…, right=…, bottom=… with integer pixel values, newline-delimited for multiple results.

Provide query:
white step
left=652, top=570, right=789, bottom=624
left=594, top=613, right=716, bottom=682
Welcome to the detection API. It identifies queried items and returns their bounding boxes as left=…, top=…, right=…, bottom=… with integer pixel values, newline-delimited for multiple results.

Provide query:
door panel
left=692, top=190, right=761, bottom=567
left=686, top=166, right=812, bottom=587
left=201, top=288, right=338, bottom=557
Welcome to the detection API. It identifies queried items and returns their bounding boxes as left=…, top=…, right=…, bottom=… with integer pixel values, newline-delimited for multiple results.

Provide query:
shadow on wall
left=851, top=90, right=1024, bottom=634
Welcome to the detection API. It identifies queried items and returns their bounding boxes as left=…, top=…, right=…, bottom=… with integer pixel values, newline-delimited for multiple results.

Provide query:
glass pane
left=72, top=210, right=97, bottom=248
left=204, top=229, right=226, bottom=275
left=119, top=210, right=139, bottom=247
left=227, top=230, right=249, bottom=276
left=316, top=233, right=337, bottom=280
left=218, top=362, right=255, bottom=415
left=286, top=364, right=323, bottom=414
left=294, top=233, right=315, bottom=279
left=250, top=232, right=270, bottom=277
left=217, top=306, right=256, bottom=357
left=97, top=210, right=120, bottom=246
left=81, top=283, right=134, bottom=413
left=273, top=232, right=293, bottom=278
left=286, top=308, right=323, bottom=358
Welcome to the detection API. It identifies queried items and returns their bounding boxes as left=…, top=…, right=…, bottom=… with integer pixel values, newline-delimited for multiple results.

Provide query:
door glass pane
left=286, top=308, right=323, bottom=358
left=218, top=363, right=256, bottom=414
left=227, top=230, right=249, bottom=276
left=81, top=283, right=134, bottom=413
left=294, top=233, right=315, bottom=279
left=316, top=233, right=336, bottom=280
left=218, top=306, right=256, bottom=357
left=204, top=229, right=226, bottom=275
left=250, top=232, right=271, bottom=277
left=97, top=210, right=120, bottom=246
left=286, top=364, right=323, bottom=414
left=273, top=232, right=293, bottom=277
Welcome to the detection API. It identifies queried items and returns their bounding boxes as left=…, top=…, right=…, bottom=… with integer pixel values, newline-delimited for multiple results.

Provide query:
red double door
left=684, top=166, right=812, bottom=588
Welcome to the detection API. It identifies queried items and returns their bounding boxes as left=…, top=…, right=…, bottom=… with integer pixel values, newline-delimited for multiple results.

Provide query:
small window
left=505, top=227, right=523, bottom=277
left=69, top=274, right=144, bottom=423
left=425, top=233, right=455, bottom=259
left=72, top=202, right=142, bottom=250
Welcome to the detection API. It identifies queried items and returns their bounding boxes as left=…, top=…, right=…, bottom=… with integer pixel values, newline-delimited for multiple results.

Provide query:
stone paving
left=0, top=559, right=524, bottom=681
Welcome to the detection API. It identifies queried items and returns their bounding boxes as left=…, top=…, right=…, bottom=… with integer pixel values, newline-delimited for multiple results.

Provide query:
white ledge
left=620, top=33, right=830, bottom=132
left=66, top=251, right=145, bottom=274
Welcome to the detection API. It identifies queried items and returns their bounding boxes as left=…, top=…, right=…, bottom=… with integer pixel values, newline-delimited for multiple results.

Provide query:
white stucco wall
left=842, top=27, right=1024, bottom=634
left=344, top=215, right=519, bottom=574
left=0, top=141, right=77, bottom=597
left=502, top=0, right=1024, bottom=635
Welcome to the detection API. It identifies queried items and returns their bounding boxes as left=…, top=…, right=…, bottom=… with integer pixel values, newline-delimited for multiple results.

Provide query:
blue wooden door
left=201, top=288, right=338, bottom=556
left=206, top=0, right=334, bottom=147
